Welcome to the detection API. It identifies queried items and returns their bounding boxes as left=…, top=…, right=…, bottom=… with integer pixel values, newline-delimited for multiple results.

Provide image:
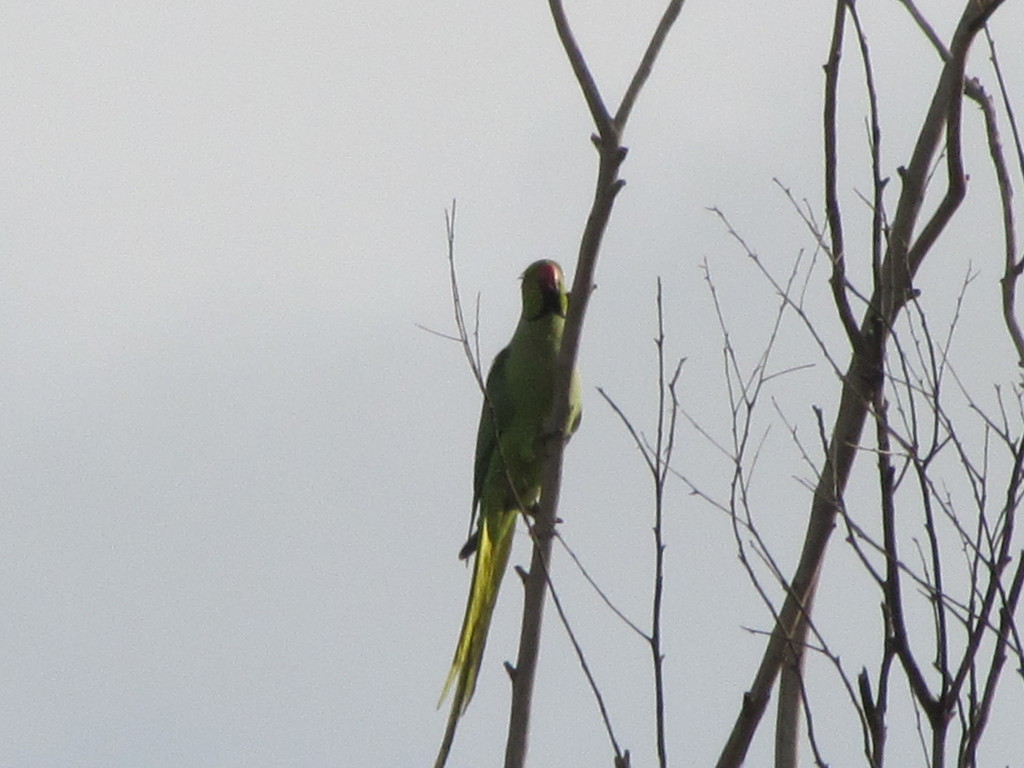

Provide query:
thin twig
left=554, top=532, right=649, bottom=640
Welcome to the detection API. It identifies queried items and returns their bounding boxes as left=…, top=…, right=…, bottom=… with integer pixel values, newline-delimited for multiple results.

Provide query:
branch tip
left=514, top=565, right=528, bottom=585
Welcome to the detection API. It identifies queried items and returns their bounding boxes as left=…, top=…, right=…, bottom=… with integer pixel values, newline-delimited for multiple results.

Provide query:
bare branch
left=968, top=73, right=1024, bottom=368
left=505, top=4, right=686, bottom=766
left=546, top=0, right=614, bottom=139
left=555, top=532, right=649, bottom=640
left=614, top=1, right=687, bottom=132
left=847, top=2, right=887, bottom=292
left=822, top=0, right=861, bottom=345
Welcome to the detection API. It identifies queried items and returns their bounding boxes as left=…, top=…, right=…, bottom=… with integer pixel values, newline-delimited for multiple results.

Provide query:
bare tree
left=703, top=1, right=1024, bottom=766
left=435, top=0, right=1024, bottom=765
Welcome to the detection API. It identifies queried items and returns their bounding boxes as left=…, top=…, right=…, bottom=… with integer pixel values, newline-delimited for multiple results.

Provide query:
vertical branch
left=860, top=644, right=896, bottom=768
left=504, top=93, right=625, bottom=768
left=983, top=28, right=1024, bottom=182
left=875, top=389, right=944, bottom=756
left=504, top=4, right=685, bottom=767
left=823, top=0, right=860, bottom=344
left=652, top=282, right=669, bottom=768
left=594, top=278, right=685, bottom=768
left=775, top=645, right=805, bottom=768
left=650, top=279, right=684, bottom=768
left=916, top=461, right=951, bottom=705
left=775, top=3, right=890, bottom=762
left=847, top=2, right=888, bottom=287
left=967, top=66, right=1024, bottom=367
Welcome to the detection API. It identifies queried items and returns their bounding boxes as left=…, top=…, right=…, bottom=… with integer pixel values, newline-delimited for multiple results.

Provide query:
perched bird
left=435, top=259, right=582, bottom=767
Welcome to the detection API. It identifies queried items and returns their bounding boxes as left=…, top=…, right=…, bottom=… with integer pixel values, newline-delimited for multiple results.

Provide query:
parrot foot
left=458, top=531, right=479, bottom=560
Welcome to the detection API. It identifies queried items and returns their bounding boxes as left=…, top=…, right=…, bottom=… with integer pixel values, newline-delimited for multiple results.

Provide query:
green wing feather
left=458, top=347, right=512, bottom=558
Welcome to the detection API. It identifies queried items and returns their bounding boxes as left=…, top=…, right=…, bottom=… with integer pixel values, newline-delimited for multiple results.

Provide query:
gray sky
left=3, top=2, right=1024, bottom=766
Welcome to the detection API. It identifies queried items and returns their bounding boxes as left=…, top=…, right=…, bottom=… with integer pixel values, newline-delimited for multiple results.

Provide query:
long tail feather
left=434, top=510, right=516, bottom=768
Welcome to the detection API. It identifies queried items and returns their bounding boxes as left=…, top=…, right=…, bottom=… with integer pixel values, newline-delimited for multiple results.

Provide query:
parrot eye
left=533, top=262, right=560, bottom=289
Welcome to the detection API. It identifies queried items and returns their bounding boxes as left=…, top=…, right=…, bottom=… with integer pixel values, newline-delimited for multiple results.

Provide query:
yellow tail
left=435, top=510, right=517, bottom=767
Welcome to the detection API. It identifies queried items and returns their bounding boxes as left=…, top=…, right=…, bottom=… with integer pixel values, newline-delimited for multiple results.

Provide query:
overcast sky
left=3, top=2, right=1024, bottom=766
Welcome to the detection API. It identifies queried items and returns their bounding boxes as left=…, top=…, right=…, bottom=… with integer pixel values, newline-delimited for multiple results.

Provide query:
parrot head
left=521, top=259, right=569, bottom=321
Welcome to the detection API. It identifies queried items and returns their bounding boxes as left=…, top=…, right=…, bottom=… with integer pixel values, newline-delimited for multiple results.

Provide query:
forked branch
left=504, top=3, right=686, bottom=767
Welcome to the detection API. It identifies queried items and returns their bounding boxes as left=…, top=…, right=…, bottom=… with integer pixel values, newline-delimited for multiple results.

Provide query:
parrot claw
left=503, top=661, right=517, bottom=681
left=458, top=532, right=479, bottom=560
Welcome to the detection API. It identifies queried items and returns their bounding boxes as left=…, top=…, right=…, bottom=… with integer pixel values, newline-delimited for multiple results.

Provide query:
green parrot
left=435, top=259, right=582, bottom=767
